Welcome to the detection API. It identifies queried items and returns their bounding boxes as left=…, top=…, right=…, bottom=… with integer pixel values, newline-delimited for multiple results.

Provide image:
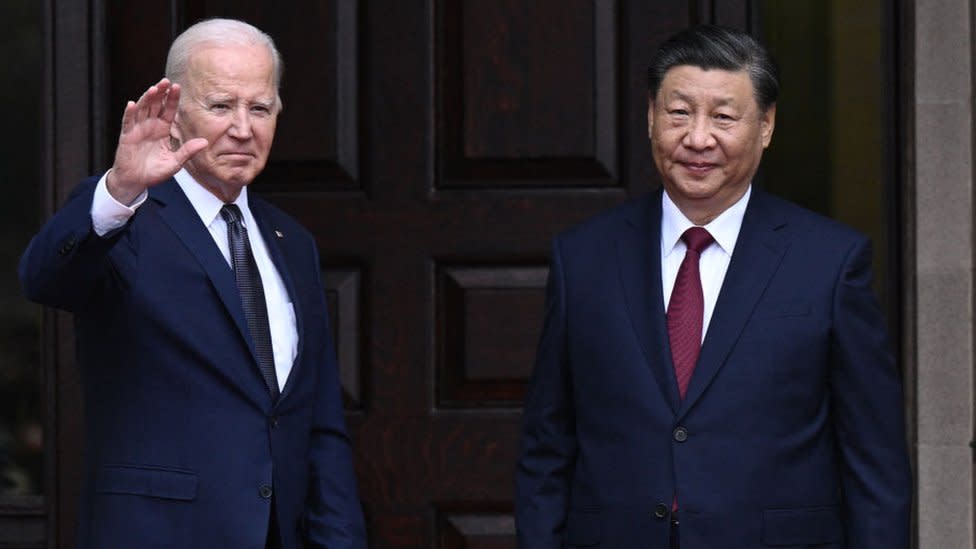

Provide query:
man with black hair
left=516, top=25, right=911, bottom=549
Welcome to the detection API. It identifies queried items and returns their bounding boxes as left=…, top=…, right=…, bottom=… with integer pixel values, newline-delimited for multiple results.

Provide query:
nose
left=683, top=115, right=716, bottom=150
left=227, top=105, right=253, bottom=139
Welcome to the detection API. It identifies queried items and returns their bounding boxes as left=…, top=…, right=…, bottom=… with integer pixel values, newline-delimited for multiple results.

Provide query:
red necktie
left=667, top=227, right=714, bottom=400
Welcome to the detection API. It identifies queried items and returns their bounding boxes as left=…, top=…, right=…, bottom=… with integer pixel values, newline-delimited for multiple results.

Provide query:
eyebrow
left=668, top=90, right=738, bottom=107
left=202, top=93, right=234, bottom=102
left=202, top=95, right=275, bottom=107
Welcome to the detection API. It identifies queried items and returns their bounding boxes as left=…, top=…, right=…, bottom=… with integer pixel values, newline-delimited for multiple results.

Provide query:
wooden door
left=42, top=1, right=758, bottom=547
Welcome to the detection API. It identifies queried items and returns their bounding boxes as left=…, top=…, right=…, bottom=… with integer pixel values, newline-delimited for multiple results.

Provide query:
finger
left=153, top=79, right=175, bottom=118
left=136, top=78, right=174, bottom=120
left=171, top=137, right=209, bottom=165
left=136, top=85, right=158, bottom=122
left=160, top=83, right=182, bottom=123
left=141, top=78, right=173, bottom=119
left=119, top=100, right=137, bottom=135
left=153, top=87, right=169, bottom=119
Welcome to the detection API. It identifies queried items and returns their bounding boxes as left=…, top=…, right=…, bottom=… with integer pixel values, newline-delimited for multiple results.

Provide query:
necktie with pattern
left=667, top=226, right=715, bottom=400
left=220, top=204, right=280, bottom=400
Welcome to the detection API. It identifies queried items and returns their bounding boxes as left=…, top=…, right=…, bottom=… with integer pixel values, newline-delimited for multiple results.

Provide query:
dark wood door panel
left=352, top=416, right=521, bottom=502
left=438, top=506, right=516, bottom=549
left=437, top=0, right=618, bottom=186
left=437, top=265, right=548, bottom=408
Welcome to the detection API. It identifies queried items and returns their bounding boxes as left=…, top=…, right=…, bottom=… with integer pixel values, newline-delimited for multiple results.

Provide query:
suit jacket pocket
left=762, top=506, right=842, bottom=546
left=564, top=509, right=601, bottom=547
left=95, top=463, right=198, bottom=501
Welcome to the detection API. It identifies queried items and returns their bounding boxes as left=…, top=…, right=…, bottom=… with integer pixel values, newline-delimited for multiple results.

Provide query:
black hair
left=647, top=25, right=778, bottom=111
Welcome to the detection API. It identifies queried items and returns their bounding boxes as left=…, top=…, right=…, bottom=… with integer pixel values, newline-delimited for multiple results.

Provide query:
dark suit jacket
left=20, top=177, right=366, bottom=549
left=515, top=188, right=912, bottom=549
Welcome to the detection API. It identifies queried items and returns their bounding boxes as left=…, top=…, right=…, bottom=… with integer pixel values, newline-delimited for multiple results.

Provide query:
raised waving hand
left=106, top=78, right=209, bottom=204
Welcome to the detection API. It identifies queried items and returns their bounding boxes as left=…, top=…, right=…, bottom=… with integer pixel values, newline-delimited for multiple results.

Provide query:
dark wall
left=0, top=0, right=44, bottom=497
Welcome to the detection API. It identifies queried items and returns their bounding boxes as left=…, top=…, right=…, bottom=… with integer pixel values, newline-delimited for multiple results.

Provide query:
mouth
left=219, top=152, right=256, bottom=162
left=677, top=161, right=717, bottom=176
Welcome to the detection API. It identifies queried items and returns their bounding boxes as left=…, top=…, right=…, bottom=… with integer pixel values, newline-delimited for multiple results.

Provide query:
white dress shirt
left=661, top=186, right=751, bottom=341
left=91, top=169, right=298, bottom=390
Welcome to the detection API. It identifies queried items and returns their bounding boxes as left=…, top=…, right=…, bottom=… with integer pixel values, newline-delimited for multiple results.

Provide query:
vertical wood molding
left=890, top=0, right=918, bottom=546
left=48, top=1, right=97, bottom=547
left=39, top=3, right=56, bottom=546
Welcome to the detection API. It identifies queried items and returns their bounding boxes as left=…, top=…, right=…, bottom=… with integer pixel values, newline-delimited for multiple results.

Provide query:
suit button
left=59, top=237, right=76, bottom=254
left=653, top=503, right=669, bottom=519
left=673, top=427, right=688, bottom=442
left=269, top=415, right=278, bottom=428
left=58, top=237, right=77, bottom=256
left=259, top=484, right=273, bottom=499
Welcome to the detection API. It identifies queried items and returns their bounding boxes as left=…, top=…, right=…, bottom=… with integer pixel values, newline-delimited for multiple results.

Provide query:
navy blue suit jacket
left=20, top=177, right=366, bottom=549
left=516, top=188, right=911, bottom=548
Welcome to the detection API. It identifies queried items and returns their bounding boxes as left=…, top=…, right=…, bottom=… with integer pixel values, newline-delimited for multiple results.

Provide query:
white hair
left=165, top=18, right=283, bottom=110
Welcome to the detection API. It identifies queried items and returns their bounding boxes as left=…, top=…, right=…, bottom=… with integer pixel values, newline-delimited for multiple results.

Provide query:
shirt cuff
left=91, top=171, right=148, bottom=236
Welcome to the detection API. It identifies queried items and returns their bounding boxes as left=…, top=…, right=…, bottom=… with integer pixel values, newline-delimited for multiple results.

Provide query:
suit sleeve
left=19, top=176, right=128, bottom=312
left=303, top=244, right=367, bottom=549
left=829, top=237, right=912, bottom=548
left=515, top=237, right=577, bottom=549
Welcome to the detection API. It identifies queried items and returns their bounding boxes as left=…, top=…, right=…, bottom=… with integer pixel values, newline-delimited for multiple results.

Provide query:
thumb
left=173, top=138, right=209, bottom=164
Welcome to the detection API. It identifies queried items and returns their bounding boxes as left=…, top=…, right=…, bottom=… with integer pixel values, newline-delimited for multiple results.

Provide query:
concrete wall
left=914, top=0, right=975, bottom=546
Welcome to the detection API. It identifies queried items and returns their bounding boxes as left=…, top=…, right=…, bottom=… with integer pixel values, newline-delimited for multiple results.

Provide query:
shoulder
left=249, top=194, right=315, bottom=243
left=556, top=193, right=656, bottom=248
left=751, top=188, right=868, bottom=248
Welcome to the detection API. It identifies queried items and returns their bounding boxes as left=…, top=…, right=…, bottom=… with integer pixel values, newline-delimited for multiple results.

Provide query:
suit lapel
left=249, top=198, right=306, bottom=402
left=677, top=189, right=790, bottom=417
left=150, top=179, right=269, bottom=406
left=617, top=190, right=681, bottom=413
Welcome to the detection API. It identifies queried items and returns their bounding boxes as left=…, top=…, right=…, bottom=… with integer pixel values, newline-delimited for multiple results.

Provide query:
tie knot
left=220, top=203, right=243, bottom=225
left=682, top=226, right=714, bottom=254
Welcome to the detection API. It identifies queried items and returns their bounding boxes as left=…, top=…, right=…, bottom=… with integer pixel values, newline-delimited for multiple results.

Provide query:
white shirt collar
left=173, top=168, right=251, bottom=228
left=661, top=185, right=752, bottom=258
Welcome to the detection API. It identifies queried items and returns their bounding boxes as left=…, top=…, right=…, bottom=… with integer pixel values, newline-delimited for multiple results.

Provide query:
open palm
left=107, top=78, right=208, bottom=204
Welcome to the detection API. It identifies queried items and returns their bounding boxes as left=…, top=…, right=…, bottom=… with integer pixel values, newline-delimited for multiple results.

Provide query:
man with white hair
left=20, top=18, right=366, bottom=549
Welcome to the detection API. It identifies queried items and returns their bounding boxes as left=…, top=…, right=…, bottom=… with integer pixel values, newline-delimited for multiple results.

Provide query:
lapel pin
left=274, top=230, right=284, bottom=239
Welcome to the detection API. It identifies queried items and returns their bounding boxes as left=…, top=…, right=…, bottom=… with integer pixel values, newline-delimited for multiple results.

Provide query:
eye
left=668, top=109, right=689, bottom=117
left=714, top=112, right=736, bottom=122
left=209, top=103, right=231, bottom=113
left=251, top=105, right=272, bottom=116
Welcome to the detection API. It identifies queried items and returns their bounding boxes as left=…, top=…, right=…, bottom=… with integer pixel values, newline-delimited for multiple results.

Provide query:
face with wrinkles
left=172, top=42, right=278, bottom=202
left=648, top=65, right=775, bottom=223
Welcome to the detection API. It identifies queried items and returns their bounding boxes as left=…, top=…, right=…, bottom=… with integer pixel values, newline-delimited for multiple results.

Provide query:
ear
left=647, top=96, right=655, bottom=140
left=760, top=103, right=776, bottom=148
